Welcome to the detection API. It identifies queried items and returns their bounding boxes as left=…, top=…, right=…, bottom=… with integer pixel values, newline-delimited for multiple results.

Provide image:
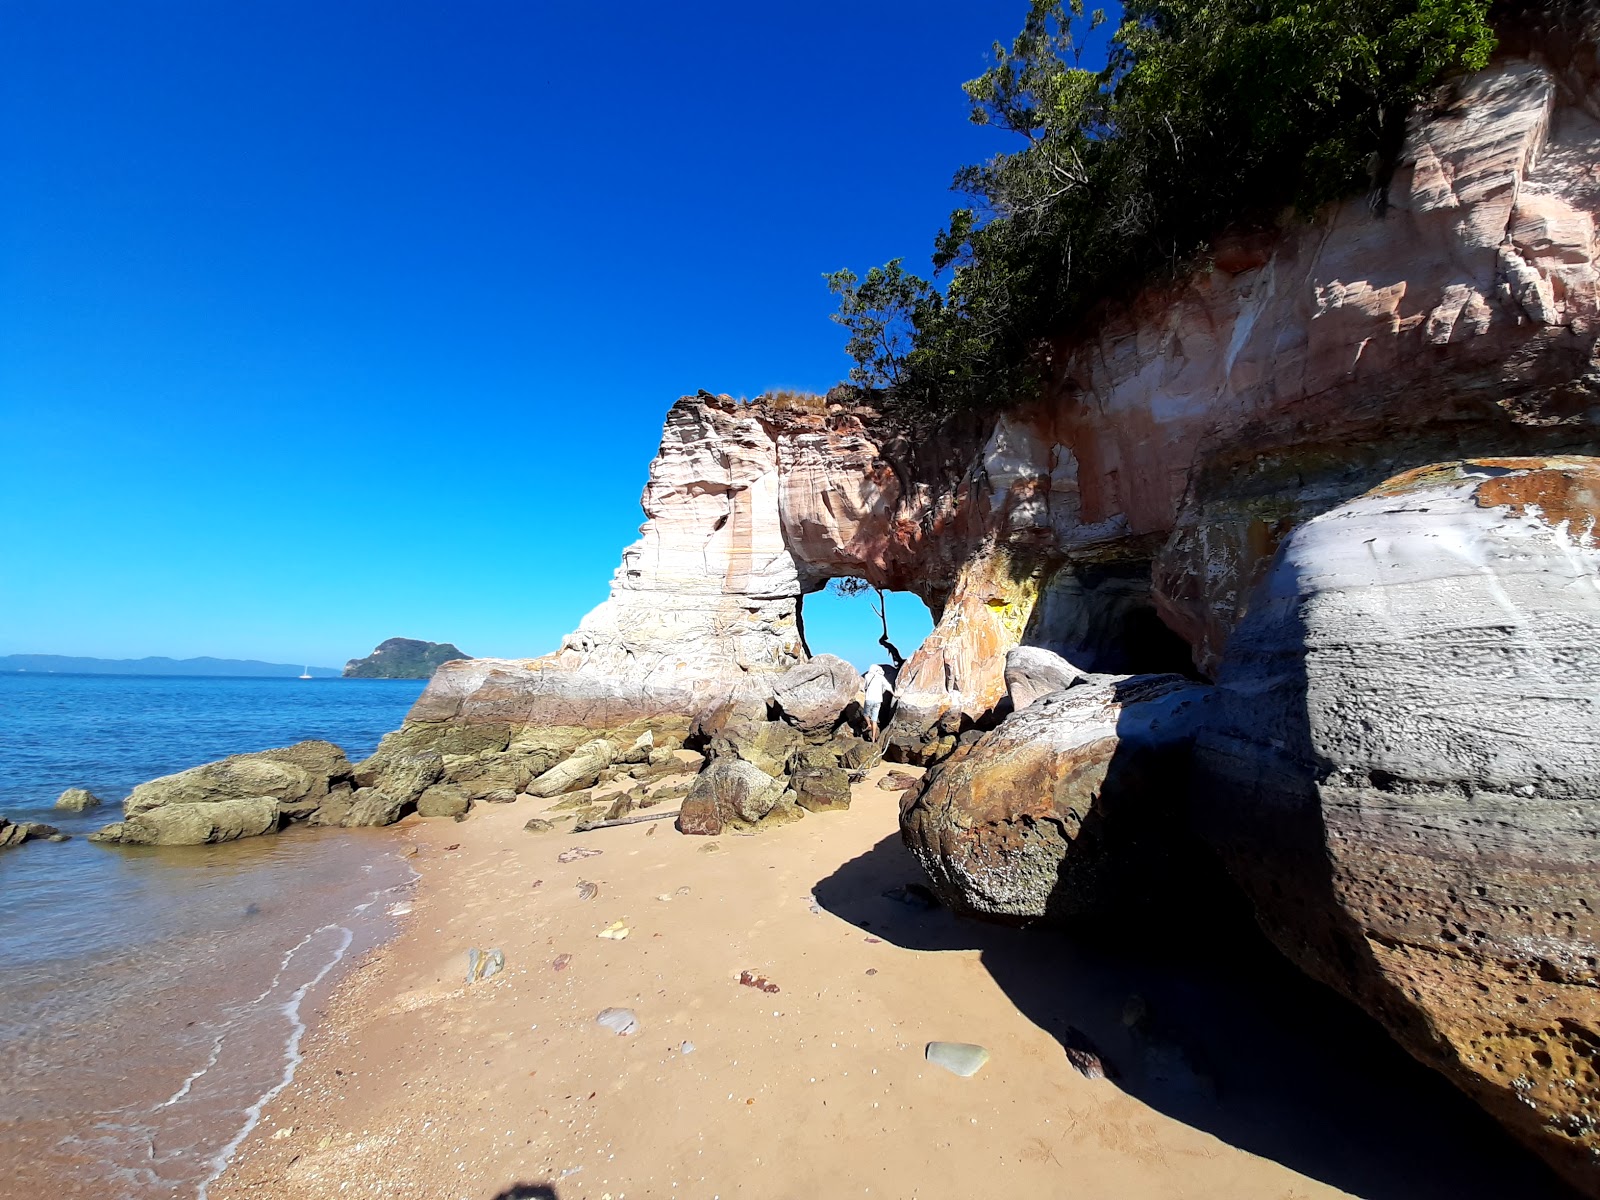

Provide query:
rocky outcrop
left=342, top=637, right=468, bottom=679
left=403, top=55, right=1600, bottom=768
left=54, top=788, right=102, bottom=812
left=1196, top=458, right=1600, bottom=1196
left=343, top=50, right=1600, bottom=1186
left=902, top=675, right=1213, bottom=921
left=92, top=740, right=375, bottom=845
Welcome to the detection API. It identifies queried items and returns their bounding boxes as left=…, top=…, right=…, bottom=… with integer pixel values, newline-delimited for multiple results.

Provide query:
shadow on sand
left=814, top=832, right=1580, bottom=1200
left=491, top=1186, right=558, bottom=1200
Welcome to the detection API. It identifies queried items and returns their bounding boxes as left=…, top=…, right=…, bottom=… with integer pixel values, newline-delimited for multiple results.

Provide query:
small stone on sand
left=926, top=1042, right=990, bottom=1077
left=596, top=1007, right=638, bottom=1036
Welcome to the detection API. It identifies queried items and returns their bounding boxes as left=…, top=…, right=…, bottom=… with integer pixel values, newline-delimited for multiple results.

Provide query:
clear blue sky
left=1, top=1, right=1035, bottom=670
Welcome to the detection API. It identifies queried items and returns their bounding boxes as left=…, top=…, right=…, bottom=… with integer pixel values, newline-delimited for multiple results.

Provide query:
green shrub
left=829, top=0, right=1497, bottom=418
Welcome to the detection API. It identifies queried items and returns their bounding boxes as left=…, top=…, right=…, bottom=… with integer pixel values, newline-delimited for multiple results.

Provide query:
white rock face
left=1004, top=646, right=1085, bottom=712
left=1197, top=458, right=1600, bottom=1194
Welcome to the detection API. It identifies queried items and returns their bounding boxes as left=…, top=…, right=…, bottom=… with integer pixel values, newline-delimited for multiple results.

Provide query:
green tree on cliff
left=829, top=0, right=1496, bottom=416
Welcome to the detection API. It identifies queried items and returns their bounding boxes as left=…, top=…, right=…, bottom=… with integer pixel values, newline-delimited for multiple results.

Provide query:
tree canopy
left=828, top=0, right=1497, bottom=417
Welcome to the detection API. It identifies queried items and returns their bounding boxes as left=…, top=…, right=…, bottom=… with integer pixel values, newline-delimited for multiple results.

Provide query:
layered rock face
left=409, top=54, right=1600, bottom=762
left=377, top=51, right=1600, bottom=1187
left=1196, top=458, right=1600, bottom=1194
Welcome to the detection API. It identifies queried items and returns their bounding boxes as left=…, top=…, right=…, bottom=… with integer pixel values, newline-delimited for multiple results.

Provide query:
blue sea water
left=0, top=674, right=426, bottom=1199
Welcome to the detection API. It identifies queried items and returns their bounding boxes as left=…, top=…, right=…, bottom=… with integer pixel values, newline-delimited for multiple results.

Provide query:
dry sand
left=211, top=763, right=1564, bottom=1200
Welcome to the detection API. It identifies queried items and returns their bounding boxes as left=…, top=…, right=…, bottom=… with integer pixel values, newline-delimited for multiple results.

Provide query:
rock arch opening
left=797, top=583, right=934, bottom=675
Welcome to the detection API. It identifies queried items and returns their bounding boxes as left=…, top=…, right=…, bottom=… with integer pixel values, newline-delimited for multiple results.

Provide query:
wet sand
left=0, top=827, right=415, bottom=1200
left=211, top=763, right=1575, bottom=1200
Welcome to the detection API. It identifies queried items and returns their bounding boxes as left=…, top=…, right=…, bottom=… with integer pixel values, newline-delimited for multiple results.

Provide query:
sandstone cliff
left=393, top=50, right=1600, bottom=1193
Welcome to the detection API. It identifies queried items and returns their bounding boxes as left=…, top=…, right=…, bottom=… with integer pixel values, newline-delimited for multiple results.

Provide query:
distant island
left=343, top=638, right=469, bottom=679
left=1, top=654, right=341, bottom=678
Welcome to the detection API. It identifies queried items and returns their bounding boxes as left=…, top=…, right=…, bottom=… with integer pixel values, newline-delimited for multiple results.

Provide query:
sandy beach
left=211, top=762, right=1571, bottom=1200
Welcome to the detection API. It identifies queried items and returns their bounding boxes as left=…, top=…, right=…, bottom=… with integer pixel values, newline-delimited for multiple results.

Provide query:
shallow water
left=0, top=674, right=425, bottom=1198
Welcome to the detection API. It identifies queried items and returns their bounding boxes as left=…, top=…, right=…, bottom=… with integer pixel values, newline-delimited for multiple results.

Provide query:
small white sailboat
left=298, top=665, right=313, bottom=680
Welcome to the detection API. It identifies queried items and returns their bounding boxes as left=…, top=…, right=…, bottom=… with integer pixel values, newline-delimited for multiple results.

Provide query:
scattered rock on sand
left=596, top=1007, right=638, bottom=1036
left=523, top=817, right=556, bottom=834
left=576, top=881, right=599, bottom=901
left=875, top=771, right=921, bottom=791
left=678, top=758, right=787, bottom=835
left=482, top=789, right=518, bottom=804
left=557, top=846, right=603, bottom=863
left=1062, top=1028, right=1111, bottom=1080
left=597, top=920, right=629, bottom=940
left=55, top=788, right=103, bottom=812
left=926, top=1042, right=990, bottom=1077
left=552, top=953, right=572, bottom=971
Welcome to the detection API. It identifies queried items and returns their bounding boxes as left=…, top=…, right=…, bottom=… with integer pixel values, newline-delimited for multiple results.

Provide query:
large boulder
left=308, top=787, right=407, bottom=829
left=415, top=784, right=472, bottom=818
left=352, top=748, right=445, bottom=805
left=677, top=759, right=789, bottom=836
left=902, top=674, right=1213, bottom=921
left=114, top=796, right=281, bottom=846
left=525, top=738, right=617, bottom=799
left=1196, top=459, right=1600, bottom=1196
left=769, top=654, right=862, bottom=734
left=124, top=740, right=353, bottom=822
left=1003, top=646, right=1085, bottom=712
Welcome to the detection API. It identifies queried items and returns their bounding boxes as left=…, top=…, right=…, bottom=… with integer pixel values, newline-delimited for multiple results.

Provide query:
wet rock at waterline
left=308, top=787, right=407, bottom=829
left=54, top=787, right=103, bottom=812
left=91, top=739, right=381, bottom=845
left=106, top=796, right=282, bottom=846
left=1196, top=460, right=1600, bottom=1196
left=901, top=674, right=1213, bottom=921
left=0, top=817, right=69, bottom=848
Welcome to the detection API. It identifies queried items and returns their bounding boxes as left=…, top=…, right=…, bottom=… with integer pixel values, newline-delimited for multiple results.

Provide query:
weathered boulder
left=308, top=787, right=407, bottom=829
left=526, top=739, right=617, bottom=799
left=125, top=740, right=353, bottom=821
left=112, top=796, right=281, bottom=846
left=902, top=675, right=1212, bottom=921
left=415, top=784, right=472, bottom=819
left=678, top=759, right=788, bottom=836
left=353, top=748, right=444, bottom=803
left=705, top=716, right=802, bottom=779
left=790, top=766, right=851, bottom=813
left=55, top=788, right=103, bottom=812
left=769, top=654, right=862, bottom=734
left=615, top=731, right=654, bottom=766
left=1196, top=459, right=1600, bottom=1196
left=1003, top=646, right=1085, bottom=712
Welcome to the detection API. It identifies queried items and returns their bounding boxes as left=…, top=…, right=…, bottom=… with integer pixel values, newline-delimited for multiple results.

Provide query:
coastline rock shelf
left=92, top=51, right=1600, bottom=1197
